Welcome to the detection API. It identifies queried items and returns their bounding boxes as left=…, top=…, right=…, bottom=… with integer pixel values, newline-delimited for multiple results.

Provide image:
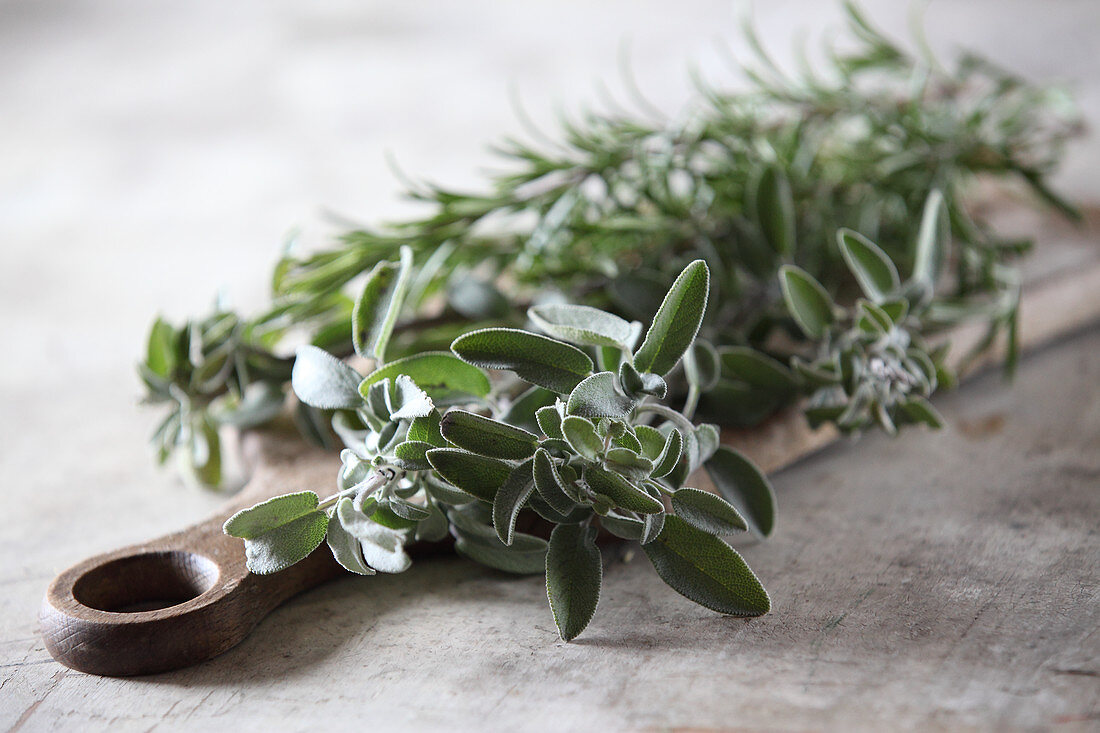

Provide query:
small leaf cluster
left=140, top=309, right=292, bottom=488
left=225, top=258, right=777, bottom=641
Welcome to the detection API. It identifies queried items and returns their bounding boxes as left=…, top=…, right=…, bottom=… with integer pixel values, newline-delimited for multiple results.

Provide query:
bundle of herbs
left=138, top=5, right=1078, bottom=640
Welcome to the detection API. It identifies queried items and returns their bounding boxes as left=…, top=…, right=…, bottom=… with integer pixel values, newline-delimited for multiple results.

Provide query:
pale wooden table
left=3, top=2, right=1099, bottom=731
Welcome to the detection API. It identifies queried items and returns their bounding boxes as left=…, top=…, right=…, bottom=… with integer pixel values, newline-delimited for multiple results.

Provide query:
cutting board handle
left=39, top=430, right=346, bottom=677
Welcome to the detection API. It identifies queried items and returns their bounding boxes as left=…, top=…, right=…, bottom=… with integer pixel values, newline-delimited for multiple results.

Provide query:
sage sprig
left=224, top=259, right=774, bottom=641
left=139, top=4, right=1077, bottom=489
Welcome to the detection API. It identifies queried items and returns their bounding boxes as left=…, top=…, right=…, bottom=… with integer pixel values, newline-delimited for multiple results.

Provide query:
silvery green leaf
left=618, top=361, right=667, bottom=399
left=224, top=491, right=321, bottom=539
left=240, top=509, right=329, bottom=575
left=754, top=164, right=795, bottom=256
left=448, top=274, right=510, bottom=320
left=633, top=425, right=666, bottom=460
left=612, top=426, right=642, bottom=454
left=339, top=500, right=411, bottom=574
left=604, top=447, right=654, bottom=482
left=352, top=245, right=413, bottom=362
left=387, top=497, right=431, bottom=521
left=453, top=536, right=547, bottom=575
left=536, top=406, right=564, bottom=439
left=292, top=345, right=363, bottom=410
left=326, top=498, right=375, bottom=575
left=566, top=372, right=636, bottom=420
left=407, top=411, right=445, bottom=447
left=641, top=511, right=665, bottom=545
left=684, top=340, right=721, bottom=392
left=561, top=415, right=603, bottom=460
left=338, top=449, right=371, bottom=491
left=423, top=475, right=478, bottom=506
left=837, top=228, right=900, bottom=303
left=879, top=298, right=910, bottom=325
left=360, top=352, right=491, bottom=404
left=392, top=440, right=434, bottom=471
left=426, top=448, right=512, bottom=502
left=583, top=465, right=663, bottom=514
left=633, top=259, right=710, bottom=377
left=363, top=381, right=391, bottom=425
left=900, top=396, right=944, bottom=428
left=779, top=265, right=835, bottom=339
left=492, top=459, right=536, bottom=545
left=912, top=188, right=946, bottom=289
left=533, top=448, right=578, bottom=514
left=332, top=410, right=370, bottom=448
left=599, top=513, right=644, bottom=541
left=527, top=303, right=641, bottom=351
left=719, top=346, right=798, bottom=393
left=857, top=300, right=893, bottom=334
left=694, top=424, right=721, bottom=467
left=499, top=386, right=558, bottom=434
left=385, top=375, right=434, bottom=421
left=643, top=515, right=770, bottom=616
left=145, top=317, right=178, bottom=378
left=672, top=488, right=748, bottom=535
left=451, top=328, right=594, bottom=394
left=365, top=502, right=418, bottom=531
left=546, top=524, right=602, bottom=641
left=704, top=446, right=776, bottom=538
left=186, top=414, right=222, bottom=488
left=651, top=428, right=683, bottom=478
left=440, top=409, right=539, bottom=460
left=528, top=494, right=590, bottom=525
left=414, top=500, right=450, bottom=542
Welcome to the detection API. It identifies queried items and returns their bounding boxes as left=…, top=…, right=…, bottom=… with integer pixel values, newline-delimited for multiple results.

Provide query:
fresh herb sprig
left=139, top=4, right=1077, bottom=487
left=226, top=257, right=775, bottom=641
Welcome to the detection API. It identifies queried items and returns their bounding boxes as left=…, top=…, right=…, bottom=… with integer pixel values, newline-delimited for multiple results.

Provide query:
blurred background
left=1, top=0, right=1098, bottom=524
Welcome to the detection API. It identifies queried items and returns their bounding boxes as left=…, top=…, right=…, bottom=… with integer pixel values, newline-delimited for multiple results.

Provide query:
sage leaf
left=224, top=491, right=321, bottom=539
left=546, top=524, right=602, bottom=641
left=633, top=259, right=710, bottom=377
left=912, top=188, right=946, bottom=289
left=837, top=228, right=899, bottom=303
left=407, top=411, right=445, bottom=447
left=352, top=245, right=413, bottom=362
left=651, top=429, right=683, bottom=478
left=643, top=515, right=770, bottom=616
left=535, top=405, right=564, bottom=439
left=533, top=448, right=578, bottom=514
left=600, top=513, right=644, bottom=540
left=561, top=415, right=603, bottom=460
left=684, top=340, right=721, bottom=392
left=451, top=328, right=593, bottom=394
left=583, top=465, right=663, bottom=514
left=339, top=499, right=412, bottom=573
left=426, top=448, right=512, bottom=502
left=779, top=265, right=835, bottom=338
left=499, top=386, right=558, bottom=434
left=292, top=345, right=363, bottom=410
left=634, top=425, right=667, bottom=460
left=453, top=536, right=547, bottom=575
left=641, top=511, right=665, bottom=545
left=754, top=164, right=795, bottom=255
left=360, top=352, right=491, bottom=404
left=440, top=409, right=539, bottom=460
left=566, top=372, right=636, bottom=419
left=604, top=447, right=654, bottom=482
left=900, top=396, right=945, bottom=428
left=528, top=303, right=641, bottom=351
left=704, top=446, right=777, bottom=538
left=492, top=459, right=536, bottom=545
left=391, top=440, right=435, bottom=471
left=414, top=500, right=451, bottom=542
left=385, top=375, right=434, bottom=421
left=145, top=317, right=177, bottom=378
left=326, top=498, right=375, bottom=575
left=618, top=361, right=667, bottom=399
left=719, top=346, right=797, bottom=393
left=672, top=488, right=748, bottom=535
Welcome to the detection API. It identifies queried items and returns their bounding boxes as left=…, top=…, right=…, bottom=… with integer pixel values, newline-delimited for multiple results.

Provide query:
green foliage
left=452, top=328, right=594, bottom=393
left=546, top=524, right=602, bottom=641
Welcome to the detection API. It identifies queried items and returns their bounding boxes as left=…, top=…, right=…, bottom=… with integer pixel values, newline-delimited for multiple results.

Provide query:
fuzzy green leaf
left=224, top=491, right=321, bottom=539
left=583, top=465, right=663, bottom=514
left=837, top=228, right=900, bottom=303
left=407, top=411, right=445, bottom=447
left=426, top=448, right=512, bottom=502
left=643, top=515, right=770, bottom=616
left=566, top=371, right=636, bottom=420
left=338, top=500, right=412, bottom=573
left=561, top=415, right=603, bottom=460
left=672, top=488, right=748, bottom=535
left=633, top=259, right=710, bottom=377
left=704, top=446, right=777, bottom=538
left=535, top=405, right=564, bottom=439
left=360, top=352, right=491, bottom=404
left=719, top=346, right=798, bottom=393
left=224, top=491, right=328, bottom=575
left=779, top=265, right=835, bottom=339
left=651, top=429, right=683, bottom=478
left=492, top=459, right=536, bottom=545
left=392, top=440, right=435, bottom=471
left=912, top=189, right=946, bottom=288
left=452, top=328, right=593, bottom=394
left=352, top=245, right=413, bottom=362
left=528, top=303, right=641, bottom=352
left=754, top=164, right=795, bottom=255
left=618, top=361, right=667, bottom=399
left=326, top=498, right=376, bottom=575
left=533, top=448, right=578, bottom=514
left=292, top=345, right=363, bottom=410
left=440, top=409, right=539, bottom=460
left=546, top=523, right=602, bottom=641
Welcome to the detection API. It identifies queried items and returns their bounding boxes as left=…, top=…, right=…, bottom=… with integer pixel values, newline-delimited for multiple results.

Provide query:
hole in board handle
left=71, top=551, right=220, bottom=613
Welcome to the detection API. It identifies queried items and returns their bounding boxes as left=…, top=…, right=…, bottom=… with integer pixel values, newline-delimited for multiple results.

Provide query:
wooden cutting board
left=40, top=210, right=1100, bottom=677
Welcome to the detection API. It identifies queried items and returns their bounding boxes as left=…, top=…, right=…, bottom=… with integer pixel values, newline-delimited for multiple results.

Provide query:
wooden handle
left=39, top=431, right=347, bottom=677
